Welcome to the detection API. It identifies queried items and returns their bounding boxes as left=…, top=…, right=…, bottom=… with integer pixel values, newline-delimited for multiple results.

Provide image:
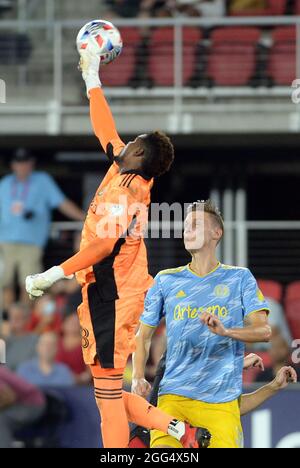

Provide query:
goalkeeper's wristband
left=85, top=76, right=102, bottom=97
left=44, top=266, right=73, bottom=283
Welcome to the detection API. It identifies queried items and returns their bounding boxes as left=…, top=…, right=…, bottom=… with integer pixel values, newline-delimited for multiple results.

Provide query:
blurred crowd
left=0, top=151, right=299, bottom=447
left=103, top=0, right=294, bottom=18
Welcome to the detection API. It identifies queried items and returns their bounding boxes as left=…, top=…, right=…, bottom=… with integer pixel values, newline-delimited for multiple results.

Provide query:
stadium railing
left=1, top=16, right=300, bottom=134
left=50, top=219, right=300, bottom=279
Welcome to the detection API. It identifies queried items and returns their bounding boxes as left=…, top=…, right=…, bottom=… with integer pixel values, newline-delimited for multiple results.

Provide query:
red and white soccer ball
left=76, top=20, right=123, bottom=65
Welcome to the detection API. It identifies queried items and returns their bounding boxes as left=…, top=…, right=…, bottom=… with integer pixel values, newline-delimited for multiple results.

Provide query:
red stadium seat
left=268, top=0, right=287, bottom=15
left=148, top=27, right=202, bottom=86
left=267, top=27, right=296, bottom=86
left=100, top=28, right=141, bottom=87
left=295, top=0, right=300, bottom=14
left=285, top=281, right=300, bottom=302
left=257, top=279, right=283, bottom=303
left=207, top=28, right=261, bottom=86
left=230, top=0, right=287, bottom=16
left=284, top=301, right=300, bottom=340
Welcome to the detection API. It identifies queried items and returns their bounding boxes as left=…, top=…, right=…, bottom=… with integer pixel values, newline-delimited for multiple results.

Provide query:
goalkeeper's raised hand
left=25, top=267, right=74, bottom=300
left=78, top=39, right=102, bottom=96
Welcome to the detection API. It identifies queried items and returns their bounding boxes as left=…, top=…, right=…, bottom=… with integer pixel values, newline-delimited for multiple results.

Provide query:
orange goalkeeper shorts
left=78, top=283, right=145, bottom=369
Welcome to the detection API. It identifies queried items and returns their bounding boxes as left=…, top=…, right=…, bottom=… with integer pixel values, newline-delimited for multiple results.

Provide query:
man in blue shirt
left=132, top=200, right=271, bottom=448
left=17, top=332, right=74, bottom=388
left=0, top=150, right=84, bottom=309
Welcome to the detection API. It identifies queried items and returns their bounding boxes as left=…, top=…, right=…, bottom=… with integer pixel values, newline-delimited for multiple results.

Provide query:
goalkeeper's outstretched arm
left=89, top=88, right=125, bottom=158
left=79, top=46, right=125, bottom=159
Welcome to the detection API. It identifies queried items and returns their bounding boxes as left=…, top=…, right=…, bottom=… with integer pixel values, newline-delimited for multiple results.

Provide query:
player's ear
left=134, top=146, right=144, bottom=158
left=213, top=227, right=223, bottom=243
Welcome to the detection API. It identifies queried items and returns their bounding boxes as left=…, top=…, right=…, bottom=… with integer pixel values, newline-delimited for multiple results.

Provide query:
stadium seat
left=100, top=28, right=141, bottom=87
left=257, top=279, right=283, bottom=303
left=148, top=27, right=202, bottom=86
left=285, top=281, right=300, bottom=302
left=284, top=301, right=300, bottom=340
left=295, top=0, right=300, bottom=14
left=207, top=28, right=261, bottom=86
left=267, top=27, right=296, bottom=86
left=230, top=0, right=287, bottom=16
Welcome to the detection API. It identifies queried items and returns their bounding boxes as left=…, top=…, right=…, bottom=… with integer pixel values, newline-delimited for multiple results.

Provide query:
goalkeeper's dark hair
left=141, top=131, right=174, bottom=178
left=188, top=200, right=224, bottom=243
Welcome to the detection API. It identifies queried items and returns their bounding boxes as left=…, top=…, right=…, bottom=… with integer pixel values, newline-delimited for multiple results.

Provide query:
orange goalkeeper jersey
left=61, top=88, right=153, bottom=299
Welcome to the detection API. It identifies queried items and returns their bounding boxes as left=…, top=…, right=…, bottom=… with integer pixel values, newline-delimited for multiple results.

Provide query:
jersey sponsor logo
left=214, top=284, right=230, bottom=298
left=173, top=304, right=229, bottom=321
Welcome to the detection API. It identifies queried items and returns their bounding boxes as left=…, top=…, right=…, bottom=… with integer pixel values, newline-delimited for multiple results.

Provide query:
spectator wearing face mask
left=4, top=302, right=38, bottom=371
left=17, top=332, right=75, bottom=388
left=26, top=294, right=62, bottom=335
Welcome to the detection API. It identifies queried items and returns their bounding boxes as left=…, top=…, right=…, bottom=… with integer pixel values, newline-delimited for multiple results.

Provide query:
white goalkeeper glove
left=25, top=266, right=74, bottom=300
left=78, top=43, right=102, bottom=96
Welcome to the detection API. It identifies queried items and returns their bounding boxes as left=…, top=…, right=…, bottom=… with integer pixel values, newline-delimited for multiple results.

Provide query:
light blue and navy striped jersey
left=140, top=263, right=270, bottom=404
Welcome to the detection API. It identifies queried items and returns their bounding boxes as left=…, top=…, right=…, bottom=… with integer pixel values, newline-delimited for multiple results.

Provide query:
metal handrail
left=51, top=220, right=300, bottom=233
left=1, top=16, right=300, bottom=27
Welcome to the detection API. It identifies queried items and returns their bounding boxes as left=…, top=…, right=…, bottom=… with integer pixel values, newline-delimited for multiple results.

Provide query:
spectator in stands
left=17, top=332, right=75, bottom=387
left=140, top=0, right=225, bottom=17
left=267, top=298, right=292, bottom=345
left=140, top=0, right=175, bottom=17
left=56, top=314, right=91, bottom=386
left=26, top=294, right=62, bottom=335
left=255, top=328, right=300, bottom=383
left=229, top=0, right=267, bottom=15
left=4, top=303, right=38, bottom=372
left=104, top=0, right=143, bottom=18
left=195, top=0, right=226, bottom=16
left=0, top=149, right=85, bottom=311
left=0, top=366, right=45, bottom=449
left=51, top=232, right=82, bottom=319
left=251, top=298, right=292, bottom=351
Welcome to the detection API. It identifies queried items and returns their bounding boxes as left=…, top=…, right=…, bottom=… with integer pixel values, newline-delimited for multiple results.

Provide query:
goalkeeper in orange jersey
left=25, top=43, right=212, bottom=449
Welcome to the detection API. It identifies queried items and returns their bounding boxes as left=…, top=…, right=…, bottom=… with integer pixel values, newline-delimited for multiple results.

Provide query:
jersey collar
left=121, top=169, right=152, bottom=181
left=187, top=262, right=221, bottom=279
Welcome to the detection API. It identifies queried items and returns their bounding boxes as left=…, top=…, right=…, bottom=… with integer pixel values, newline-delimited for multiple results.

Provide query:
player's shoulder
left=157, top=265, right=188, bottom=278
left=118, top=171, right=152, bottom=201
left=220, top=264, right=253, bottom=279
left=221, top=264, right=249, bottom=272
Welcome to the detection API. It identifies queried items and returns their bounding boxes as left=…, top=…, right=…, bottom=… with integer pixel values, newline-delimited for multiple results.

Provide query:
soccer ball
left=76, top=20, right=123, bottom=65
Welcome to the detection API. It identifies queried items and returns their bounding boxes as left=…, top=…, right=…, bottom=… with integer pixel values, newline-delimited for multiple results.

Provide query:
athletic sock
left=123, top=391, right=179, bottom=434
left=92, top=368, right=129, bottom=448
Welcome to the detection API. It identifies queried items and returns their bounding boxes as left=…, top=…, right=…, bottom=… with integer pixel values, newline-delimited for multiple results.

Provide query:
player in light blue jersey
left=132, top=200, right=271, bottom=448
